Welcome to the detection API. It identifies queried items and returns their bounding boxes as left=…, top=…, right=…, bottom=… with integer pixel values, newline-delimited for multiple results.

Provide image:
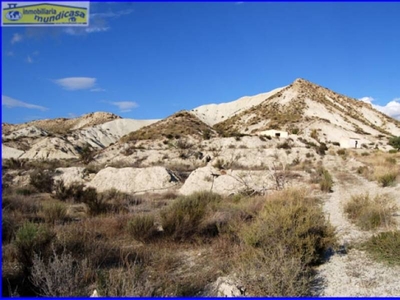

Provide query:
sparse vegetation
left=237, top=188, right=336, bottom=295
left=344, top=193, right=397, bottom=230
left=78, top=143, right=95, bottom=164
left=361, top=231, right=400, bottom=266
left=319, top=168, right=333, bottom=192
left=30, top=170, right=54, bottom=193
left=388, top=136, right=400, bottom=151
left=161, top=192, right=222, bottom=240
left=128, top=214, right=158, bottom=242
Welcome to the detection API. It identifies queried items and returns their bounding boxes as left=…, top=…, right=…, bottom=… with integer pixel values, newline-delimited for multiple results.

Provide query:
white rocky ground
left=2, top=145, right=24, bottom=159
left=190, top=86, right=286, bottom=126
left=313, top=154, right=400, bottom=296
left=87, top=166, right=180, bottom=194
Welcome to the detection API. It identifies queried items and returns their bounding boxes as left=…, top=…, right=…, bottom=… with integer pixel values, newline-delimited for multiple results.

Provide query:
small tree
left=388, top=136, right=400, bottom=151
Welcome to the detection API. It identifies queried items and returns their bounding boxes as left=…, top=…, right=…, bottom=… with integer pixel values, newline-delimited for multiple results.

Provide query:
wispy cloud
left=25, top=51, right=39, bottom=63
left=108, top=101, right=138, bottom=112
left=63, top=24, right=109, bottom=36
left=53, top=77, right=96, bottom=91
left=67, top=113, right=78, bottom=118
left=359, top=96, right=400, bottom=120
left=90, top=8, right=134, bottom=18
left=90, top=88, right=106, bottom=92
left=2, top=95, right=48, bottom=111
left=11, top=33, right=23, bottom=44
left=5, top=51, right=14, bottom=57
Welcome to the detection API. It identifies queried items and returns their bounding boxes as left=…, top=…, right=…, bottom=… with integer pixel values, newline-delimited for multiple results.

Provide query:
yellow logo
left=2, top=2, right=89, bottom=26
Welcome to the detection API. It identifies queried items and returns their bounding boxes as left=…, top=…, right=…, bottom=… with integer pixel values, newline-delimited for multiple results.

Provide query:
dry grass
left=344, top=193, right=397, bottom=230
left=121, top=111, right=216, bottom=142
left=3, top=184, right=337, bottom=297
left=354, top=151, right=399, bottom=186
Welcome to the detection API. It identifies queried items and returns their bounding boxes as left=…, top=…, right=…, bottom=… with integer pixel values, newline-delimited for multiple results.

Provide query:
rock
left=2, top=145, right=24, bottom=159
left=53, top=167, right=87, bottom=186
left=206, top=276, right=245, bottom=297
left=87, top=166, right=180, bottom=194
left=90, top=289, right=99, bottom=297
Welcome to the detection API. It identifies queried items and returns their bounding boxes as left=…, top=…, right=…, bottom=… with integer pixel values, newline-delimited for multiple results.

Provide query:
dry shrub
left=309, top=167, right=333, bottom=192
left=374, top=166, right=398, bottom=187
left=361, top=231, right=400, bottom=266
left=2, top=193, right=41, bottom=217
left=29, top=170, right=54, bottom=193
left=236, top=245, right=311, bottom=296
left=42, top=202, right=67, bottom=225
left=99, top=189, right=143, bottom=213
left=319, top=168, right=333, bottom=192
left=236, top=188, right=336, bottom=296
left=241, top=188, right=336, bottom=266
left=161, top=191, right=222, bottom=240
left=54, top=218, right=123, bottom=269
left=344, top=193, right=397, bottom=230
left=30, top=248, right=89, bottom=296
left=355, top=152, right=399, bottom=186
left=2, top=210, right=18, bottom=243
left=127, top=214, right=159, bottom=242
left=96, top=265, right=152, bottom=296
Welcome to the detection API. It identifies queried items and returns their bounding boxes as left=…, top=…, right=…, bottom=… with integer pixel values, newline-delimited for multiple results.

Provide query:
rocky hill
left=211, top=78, right=400, bottom=143
left=2, top=78, right=400, bottom=297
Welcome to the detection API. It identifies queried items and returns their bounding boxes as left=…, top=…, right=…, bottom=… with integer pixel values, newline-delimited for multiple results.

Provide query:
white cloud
left=90, top=9, right=134, bottom=18
left=63, top=26, right=109, bottom=35
left=26, top=55, right=33, bottom=63
left=109, top=101, right=138, bottom=112
left=359, top=96, right=374, bottom=104
left=90, top=88, right=106, bottom=92
left=54, top=77, right=96, bottom=90
left=5, top=51, right=14, bottom=56
left=11, top=33, right=22, bottom=44
left=63, top=8, right=132, bottom=36
left=359, top=96, right=400, bottom=120
left=2, top=95, right=48, bottom=111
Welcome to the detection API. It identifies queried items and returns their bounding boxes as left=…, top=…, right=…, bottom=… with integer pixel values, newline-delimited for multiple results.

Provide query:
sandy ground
left=314, top=155, right=400, bottom=296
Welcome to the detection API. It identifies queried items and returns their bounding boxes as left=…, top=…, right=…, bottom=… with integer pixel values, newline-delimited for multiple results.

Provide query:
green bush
left=361, top=231, right=400, bottom=265
left=161, top=192, right=222, bottom=240
left=14, top=222, right=54, bottom=272
left=388, top=136, right=400, bottom=151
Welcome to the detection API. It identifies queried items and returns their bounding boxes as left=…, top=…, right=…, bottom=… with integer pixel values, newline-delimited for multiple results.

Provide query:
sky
left=2, top=1, right=400, bottom=124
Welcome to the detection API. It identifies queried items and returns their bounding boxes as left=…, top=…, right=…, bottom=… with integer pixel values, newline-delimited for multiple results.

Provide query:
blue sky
left=2, top=1, right=400, bottom=124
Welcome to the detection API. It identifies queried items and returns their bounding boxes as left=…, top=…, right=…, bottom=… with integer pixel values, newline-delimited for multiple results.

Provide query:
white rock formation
left=87, top=166, right=180, bottom=194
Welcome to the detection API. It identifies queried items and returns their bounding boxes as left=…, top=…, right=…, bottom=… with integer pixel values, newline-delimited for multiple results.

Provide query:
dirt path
left=313, top=155, right=400, bottom=296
